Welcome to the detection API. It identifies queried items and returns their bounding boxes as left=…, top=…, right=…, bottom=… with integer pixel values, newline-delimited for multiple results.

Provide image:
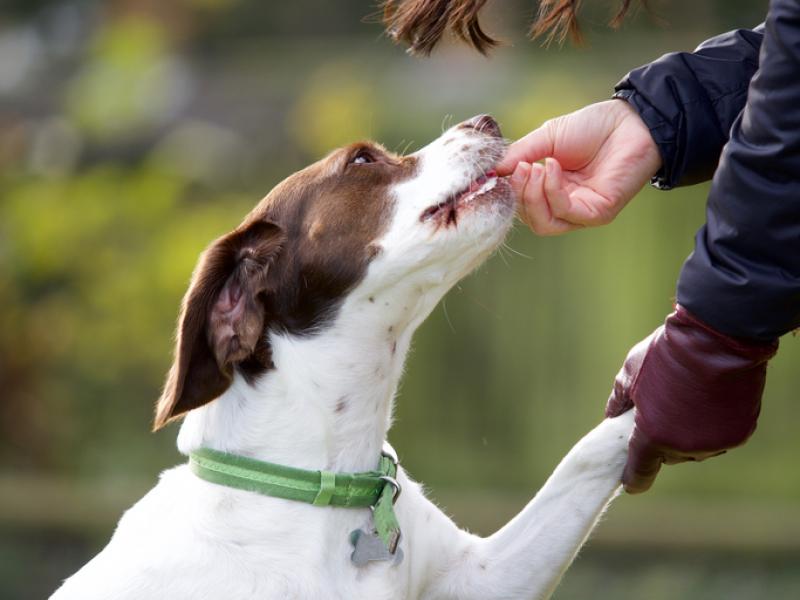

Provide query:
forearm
left=678, top=0, right=800, bottom=341
left=615, top=25, right=763, bottom=189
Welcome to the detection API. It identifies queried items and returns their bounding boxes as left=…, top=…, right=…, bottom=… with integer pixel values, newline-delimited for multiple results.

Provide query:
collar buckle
left=378, top=475, right=402, bottom=504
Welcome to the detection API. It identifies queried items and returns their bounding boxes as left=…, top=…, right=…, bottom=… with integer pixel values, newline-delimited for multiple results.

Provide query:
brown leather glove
left=606, top=305, right=778, bottom=494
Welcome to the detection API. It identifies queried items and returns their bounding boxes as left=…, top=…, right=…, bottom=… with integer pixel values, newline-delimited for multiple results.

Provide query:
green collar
left=188, top=447, right=402, bottom=554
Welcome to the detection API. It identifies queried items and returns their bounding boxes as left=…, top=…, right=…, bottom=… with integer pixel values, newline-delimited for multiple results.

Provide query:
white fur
left=51, top=121, right=634, bottom=600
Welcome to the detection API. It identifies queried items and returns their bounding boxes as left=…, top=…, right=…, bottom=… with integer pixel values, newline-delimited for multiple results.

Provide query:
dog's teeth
left=421, top=175, right=498, bottom=222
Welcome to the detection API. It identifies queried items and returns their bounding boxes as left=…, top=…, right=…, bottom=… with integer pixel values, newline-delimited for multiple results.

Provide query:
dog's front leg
left=424, top=410, right=634, bottom=600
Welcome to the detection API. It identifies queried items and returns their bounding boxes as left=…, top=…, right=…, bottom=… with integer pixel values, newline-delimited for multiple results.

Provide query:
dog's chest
left=98, top=466, right=415, bottom=599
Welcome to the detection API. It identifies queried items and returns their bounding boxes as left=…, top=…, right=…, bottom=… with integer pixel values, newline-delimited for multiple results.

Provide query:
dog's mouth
left=420, top=170, right=501, bottom=226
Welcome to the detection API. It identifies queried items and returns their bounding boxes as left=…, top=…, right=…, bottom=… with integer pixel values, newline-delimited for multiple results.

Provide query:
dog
left=51, top=115, right=634, bottom=600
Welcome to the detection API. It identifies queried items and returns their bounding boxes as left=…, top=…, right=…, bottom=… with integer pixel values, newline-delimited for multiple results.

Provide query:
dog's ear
left=153, top=220, right=285, bottom=431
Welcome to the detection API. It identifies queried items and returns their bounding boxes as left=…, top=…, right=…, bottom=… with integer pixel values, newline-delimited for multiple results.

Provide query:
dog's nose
left=460, top=114, right=501, bottom=138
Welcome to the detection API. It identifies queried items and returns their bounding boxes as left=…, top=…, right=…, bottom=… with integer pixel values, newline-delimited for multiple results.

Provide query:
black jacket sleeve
left=676, top=0, right=800, bottom=341
left=614, top=25, right=763, bottom=189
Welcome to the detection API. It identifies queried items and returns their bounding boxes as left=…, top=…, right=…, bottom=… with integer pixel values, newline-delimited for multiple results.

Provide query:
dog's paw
left=604, top=409, right=635, bottom=442
left=569, top=410, right=635, bottom=473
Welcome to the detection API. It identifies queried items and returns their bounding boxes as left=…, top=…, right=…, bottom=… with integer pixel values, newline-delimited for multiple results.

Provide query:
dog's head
left=154, top=115, right=514, bottom=429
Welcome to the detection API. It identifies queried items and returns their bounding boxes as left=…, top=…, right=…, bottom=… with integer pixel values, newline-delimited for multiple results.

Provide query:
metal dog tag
left=349, top=528, right=403, bottom=567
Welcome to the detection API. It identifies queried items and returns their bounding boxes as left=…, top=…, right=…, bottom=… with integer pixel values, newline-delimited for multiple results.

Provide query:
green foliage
left=0, top=166, right=253, bottom=474
left=288, top=62, right=380, bottom=156
left=65, top=17, right=172, bottom=140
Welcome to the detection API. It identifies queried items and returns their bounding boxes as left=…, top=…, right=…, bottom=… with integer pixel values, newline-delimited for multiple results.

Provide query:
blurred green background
left=2, top=0, right=798, bottom=598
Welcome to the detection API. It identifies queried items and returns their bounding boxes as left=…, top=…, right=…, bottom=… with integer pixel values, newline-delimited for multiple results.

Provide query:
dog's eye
left=350, top=150, right=374, bottom=165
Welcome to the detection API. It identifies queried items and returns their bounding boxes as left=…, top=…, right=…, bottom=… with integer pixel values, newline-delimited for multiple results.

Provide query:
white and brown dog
left=51, top=115, right=633, bottom=600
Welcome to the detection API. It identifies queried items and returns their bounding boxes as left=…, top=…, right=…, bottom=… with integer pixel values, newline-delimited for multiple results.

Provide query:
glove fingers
left=605, top=382, right=633, bottom=418
left=605, top=335, right=655, bottom=418
left=622, top=427, right=664, bottom=494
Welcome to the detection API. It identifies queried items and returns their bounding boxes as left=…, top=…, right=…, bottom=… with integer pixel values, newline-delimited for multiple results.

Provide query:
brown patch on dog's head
left=153, top=142, right=417, bottom=430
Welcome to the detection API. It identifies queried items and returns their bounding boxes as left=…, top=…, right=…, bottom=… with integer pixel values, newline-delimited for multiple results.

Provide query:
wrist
left=633, top=306, right=777, bottom=454
left=670, top=305, right=779, bottom=360
left=612, top=97, right=662, bottom=175
left=612, top=91, right=666, bottom=187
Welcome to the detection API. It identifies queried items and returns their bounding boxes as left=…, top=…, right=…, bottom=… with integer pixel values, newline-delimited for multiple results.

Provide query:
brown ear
left=153, top=220, right=284, bottom=430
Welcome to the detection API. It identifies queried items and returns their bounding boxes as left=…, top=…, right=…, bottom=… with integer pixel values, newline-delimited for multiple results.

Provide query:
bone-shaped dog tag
left=349, top=528, right=403, bottom=567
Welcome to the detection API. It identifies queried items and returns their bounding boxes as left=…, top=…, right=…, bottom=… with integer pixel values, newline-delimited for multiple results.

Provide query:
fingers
left=510, top=161, right=533, bottom=222
left=496, top=125, right=555, bottom=176
left=512, top=161, right=582, bottom=236
left=605, top=379, right=633, bottom=418
left=605, top=334, right=655, bottom=417
left=542, top=158, right=575, bottom=221
left=510, top=159, right=621, bottom=235
left=510, top=156, right=613, bottom=234
left=622, top=427, right=665, bottom=494
left=545, top=158, right=621, bottom=227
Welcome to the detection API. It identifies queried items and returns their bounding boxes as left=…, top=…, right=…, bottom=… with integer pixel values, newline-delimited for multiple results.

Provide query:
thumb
left=605, top=379, right=633, bottom=418
left=496, top=126, right=555, bottom=176
left=622, top=427, right=664, bottom=494
left=606, top=333, right=656, bottom=418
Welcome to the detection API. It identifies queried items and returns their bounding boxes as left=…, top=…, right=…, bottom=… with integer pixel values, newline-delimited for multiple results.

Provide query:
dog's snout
left=460, top=114, right=501, bottom=138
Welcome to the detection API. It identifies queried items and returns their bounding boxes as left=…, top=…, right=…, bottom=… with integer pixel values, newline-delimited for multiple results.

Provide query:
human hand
left=606, top=305, right=778, bottom=494
left=497, top=100, right=662, bottom=235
